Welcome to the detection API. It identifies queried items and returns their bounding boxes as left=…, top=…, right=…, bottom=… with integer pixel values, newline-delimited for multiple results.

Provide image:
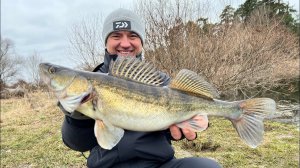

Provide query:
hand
left=170, top=125, right=197, bottom=140
left=169, top=115, right=209, bottom=140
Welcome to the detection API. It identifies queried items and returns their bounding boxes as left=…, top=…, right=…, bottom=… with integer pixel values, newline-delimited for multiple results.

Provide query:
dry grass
left=0, top=91, right=87, bottom=167
left=173, top=118, right=299, bottom=168
left=1, top=91, right=299, bottom=167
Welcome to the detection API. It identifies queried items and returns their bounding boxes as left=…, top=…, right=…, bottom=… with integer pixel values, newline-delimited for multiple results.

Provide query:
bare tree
left=135, top=0, right=206, bottom=50
left=135, top=0, right=299, bottom=100
left=68, top=14, right=105, bottom=70
left=24, top=51, right=44, bottom=86
left=0, top=38, right=22, bottom=87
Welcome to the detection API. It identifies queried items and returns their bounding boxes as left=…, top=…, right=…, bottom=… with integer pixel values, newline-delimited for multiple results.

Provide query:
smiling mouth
left=117, top=50, right=134, bottom=56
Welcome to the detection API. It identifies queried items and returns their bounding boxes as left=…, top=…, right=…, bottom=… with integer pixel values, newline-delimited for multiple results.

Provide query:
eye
left=130, top=33, right=139, bottom=38
left=110, top=32, right=121, bottom=38
left=48, top=66, right=56, bottom=74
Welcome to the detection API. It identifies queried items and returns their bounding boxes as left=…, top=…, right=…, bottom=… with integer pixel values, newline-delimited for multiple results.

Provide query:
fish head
left=39, top=63, right=78, bottom=92
left=39, top=63, right=96, bottom=112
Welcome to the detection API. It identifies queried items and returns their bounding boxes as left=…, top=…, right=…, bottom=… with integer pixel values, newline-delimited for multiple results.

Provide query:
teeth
left=118, top=51, right=132, bottom=56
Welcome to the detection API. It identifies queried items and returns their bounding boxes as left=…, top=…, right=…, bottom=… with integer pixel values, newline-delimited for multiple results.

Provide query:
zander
left=39, top=58, right=276, bottom=150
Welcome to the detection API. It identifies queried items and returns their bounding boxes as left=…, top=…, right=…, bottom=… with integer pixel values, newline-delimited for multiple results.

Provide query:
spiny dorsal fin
left=169, top=69, right=219, bottom=99
left=109, top=58, right=165, bottom=86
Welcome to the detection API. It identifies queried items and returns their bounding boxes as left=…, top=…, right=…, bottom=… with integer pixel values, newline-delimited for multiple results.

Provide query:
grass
left=1, top=91, right=87, bottom=167
left=1, top=91, right=299, bottom=167
left=173, top=118, right=299, bottom=168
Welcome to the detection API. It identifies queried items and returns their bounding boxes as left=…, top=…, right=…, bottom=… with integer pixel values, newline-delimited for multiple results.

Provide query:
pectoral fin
left=176, top=114, right=209, bottom=132
left=94, top=120, right=124, bottom=150
left=59, top=93, right=89, bottom=112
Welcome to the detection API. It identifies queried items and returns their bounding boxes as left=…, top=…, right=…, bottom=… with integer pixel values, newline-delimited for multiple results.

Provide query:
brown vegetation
left=136, top=0, right=299, bottom=100
left=0, top=85, right=25, bottom=99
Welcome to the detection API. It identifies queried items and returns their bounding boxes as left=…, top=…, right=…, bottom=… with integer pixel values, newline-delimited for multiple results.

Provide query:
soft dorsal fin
left=169, top=69, right=219, bottom=99
left=109, top=58, right=165, bottom=86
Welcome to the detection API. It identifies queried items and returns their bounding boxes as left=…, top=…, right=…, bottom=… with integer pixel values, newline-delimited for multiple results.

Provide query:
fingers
left=170, top=125, right=197, bottom=140
left=169, top=125, right=182, bottom=140
left=170, top=114, right=209, bottom=141
left=182, top=128, right=197, bottom=140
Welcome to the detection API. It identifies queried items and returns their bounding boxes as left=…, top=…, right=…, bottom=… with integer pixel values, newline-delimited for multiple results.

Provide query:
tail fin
left=230, top=98, right=276, bottom=148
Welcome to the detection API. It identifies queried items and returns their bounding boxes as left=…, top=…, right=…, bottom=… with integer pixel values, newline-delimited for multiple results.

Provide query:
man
left=60, top=8, right=221, bottom=168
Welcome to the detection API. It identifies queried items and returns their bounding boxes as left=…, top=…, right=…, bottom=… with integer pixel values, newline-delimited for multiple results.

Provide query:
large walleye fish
left=39, top=58, right=276, bottom=150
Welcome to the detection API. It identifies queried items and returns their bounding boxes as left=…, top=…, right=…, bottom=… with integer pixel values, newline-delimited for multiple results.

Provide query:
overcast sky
left=1, top=0, right=299, bottom=82
left=2, top=0, right=135, bottom=67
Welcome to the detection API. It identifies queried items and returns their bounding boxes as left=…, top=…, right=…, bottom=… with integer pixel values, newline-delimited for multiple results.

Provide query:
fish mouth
left=39, top=67, right=51, bottom=86
left=39, top=63, right=77, bottom=93
left=40, top=73, right=51, bottom=86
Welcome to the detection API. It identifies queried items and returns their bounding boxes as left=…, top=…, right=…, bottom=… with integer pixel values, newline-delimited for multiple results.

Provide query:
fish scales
left=93, top=79, right=195, bottom=130
left=91, top=77, right=235, bottom=131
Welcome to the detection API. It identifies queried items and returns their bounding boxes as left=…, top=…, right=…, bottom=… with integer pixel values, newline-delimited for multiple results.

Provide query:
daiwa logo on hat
left=113, top=21, right=131, bottom=30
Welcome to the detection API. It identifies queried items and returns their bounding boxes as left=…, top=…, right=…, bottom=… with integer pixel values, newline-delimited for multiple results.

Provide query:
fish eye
left=48, top=66, right=56, bottom=74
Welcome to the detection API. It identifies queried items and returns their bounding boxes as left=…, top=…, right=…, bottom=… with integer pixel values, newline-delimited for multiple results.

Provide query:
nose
left=119, top=36, right=131, bottom=48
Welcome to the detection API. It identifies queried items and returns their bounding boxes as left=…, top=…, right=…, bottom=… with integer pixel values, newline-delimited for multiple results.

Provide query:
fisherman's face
left=106, top=31, right=143, bottom=57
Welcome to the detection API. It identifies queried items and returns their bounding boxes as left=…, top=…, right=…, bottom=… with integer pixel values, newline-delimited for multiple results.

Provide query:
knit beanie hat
left=102, top=8, right=145, bottom=45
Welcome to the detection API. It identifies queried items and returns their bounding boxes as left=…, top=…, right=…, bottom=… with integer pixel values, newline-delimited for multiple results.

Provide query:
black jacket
left=61, top=51, right=175, bottom=168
